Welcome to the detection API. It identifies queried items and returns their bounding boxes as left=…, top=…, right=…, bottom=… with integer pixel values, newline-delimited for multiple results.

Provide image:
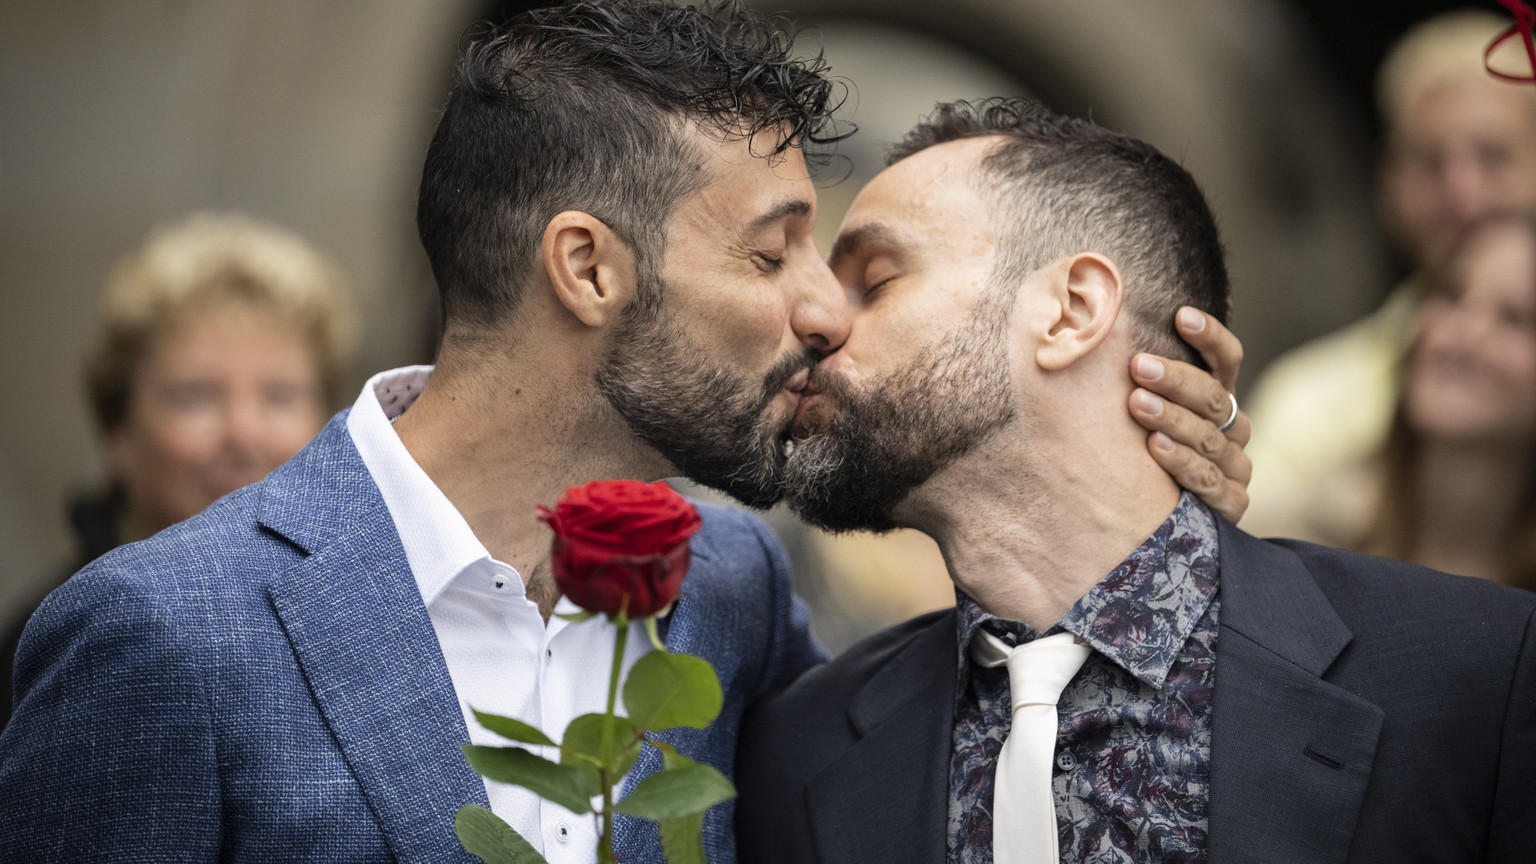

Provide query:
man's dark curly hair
left=889, top=98, right=1229, bottom=367
left=417, top=0, right=845, bottom=333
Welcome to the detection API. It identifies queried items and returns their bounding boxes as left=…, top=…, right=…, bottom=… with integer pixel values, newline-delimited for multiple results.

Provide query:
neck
left=391, top=348, right=665, bottom=616
left=1412, top=437, right=1532, bottom=581
left=898, top=409, right=1181, bottom=632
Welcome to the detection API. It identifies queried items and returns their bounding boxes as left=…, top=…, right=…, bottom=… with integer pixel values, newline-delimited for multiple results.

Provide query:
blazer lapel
left=1209, top=522, right=1383, bottom=864
left=803, top=613, right=956, bottom=864
left=259, top=419, right=486, bottom=863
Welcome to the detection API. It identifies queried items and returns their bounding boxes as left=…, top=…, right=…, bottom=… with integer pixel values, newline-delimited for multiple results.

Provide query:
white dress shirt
left=347, top=366, right=651, bottom=861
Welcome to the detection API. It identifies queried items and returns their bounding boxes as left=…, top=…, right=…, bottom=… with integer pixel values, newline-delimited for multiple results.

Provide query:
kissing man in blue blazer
left=0, top=7, right=1252, bottom=864
left=736, top=100, right=1536, bottom=864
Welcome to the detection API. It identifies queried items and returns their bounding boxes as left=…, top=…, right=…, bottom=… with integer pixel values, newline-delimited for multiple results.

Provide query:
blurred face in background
left=1406, top=218, right=1536, bottom=446
left=1382, top=78, right=1536, bottom=269
left=105, top=304, right=328, bottom=537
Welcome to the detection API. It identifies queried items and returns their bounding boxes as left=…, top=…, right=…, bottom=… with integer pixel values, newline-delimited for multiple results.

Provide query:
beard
left=595, top=278, right=816, bottom=509
left=783, top=291, right=1016, bottom=533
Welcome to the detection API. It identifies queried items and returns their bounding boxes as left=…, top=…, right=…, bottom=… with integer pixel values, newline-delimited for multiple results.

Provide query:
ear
left=1035, top=253, right=1124, bottom=371
left=541, top=211, right=639, bottom=328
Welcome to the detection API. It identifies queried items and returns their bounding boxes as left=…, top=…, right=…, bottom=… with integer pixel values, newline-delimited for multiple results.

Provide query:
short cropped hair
left=889, top=98, right=1229, bottom=365
left=86, top=212, right=356, bottom=433
left=417, top=0, right=846, bottom=332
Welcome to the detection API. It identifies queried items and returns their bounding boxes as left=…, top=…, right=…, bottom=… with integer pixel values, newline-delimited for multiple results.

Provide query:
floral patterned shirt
left=947, top=492, right=1221, bottom=864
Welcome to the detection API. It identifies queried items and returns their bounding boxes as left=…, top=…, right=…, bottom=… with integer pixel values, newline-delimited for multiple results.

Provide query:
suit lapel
left=1209, top=522, right=1383, bottom=864
left=259, top=419, right=485, bottom=863
left=804, top=613, right=956, bottom=864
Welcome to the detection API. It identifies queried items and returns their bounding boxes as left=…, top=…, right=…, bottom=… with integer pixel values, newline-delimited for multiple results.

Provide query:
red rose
left=537, top=480, right=703, bottom=619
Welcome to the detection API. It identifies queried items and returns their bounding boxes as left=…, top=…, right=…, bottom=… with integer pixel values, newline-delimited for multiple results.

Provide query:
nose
left=220, top=393, right=269, bottom=461
left=791, top=256, right=851, bottom=354
left=1440, top=155, right=1495, bottom=228
left=1424, top=301, right=1490, bottom=358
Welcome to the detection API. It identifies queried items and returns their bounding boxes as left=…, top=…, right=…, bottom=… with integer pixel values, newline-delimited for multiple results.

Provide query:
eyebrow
left=744, top=199, right=813, bottom=236
left=829, top=222, right=902, bottom=266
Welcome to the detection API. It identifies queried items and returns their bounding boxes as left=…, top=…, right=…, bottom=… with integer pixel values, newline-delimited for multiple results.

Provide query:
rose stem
left=598, top=611, right=629, bottom=864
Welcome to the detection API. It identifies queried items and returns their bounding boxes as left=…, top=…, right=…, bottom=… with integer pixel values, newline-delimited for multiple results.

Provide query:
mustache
left=805, top=363, right=852, bottom=401
left=760, top=349, right=821, bottom=400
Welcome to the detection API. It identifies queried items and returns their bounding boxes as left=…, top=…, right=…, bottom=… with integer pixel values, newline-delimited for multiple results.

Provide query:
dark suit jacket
left=736, top=520, right=1536, bottom=864
left=0, top=413, right=821, bottom=863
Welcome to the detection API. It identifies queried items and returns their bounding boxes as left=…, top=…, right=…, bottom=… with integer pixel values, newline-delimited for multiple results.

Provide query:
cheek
left=268, top=402, right=327, bottom=456
left=709, top=294, right=791, bottom=359
left=133, top=408, right=224, bottom=470
left=1496, top=334, right=1536, bottom=389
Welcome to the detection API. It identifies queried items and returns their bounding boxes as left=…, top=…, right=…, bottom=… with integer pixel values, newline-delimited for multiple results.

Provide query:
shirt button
left=555, top=822, right=572, bottom=843
left=492, top=577, right=506, bottom=590
left=1055, top=750, right=1076, bottom=772
left=545, top=648, right=553, bottom=664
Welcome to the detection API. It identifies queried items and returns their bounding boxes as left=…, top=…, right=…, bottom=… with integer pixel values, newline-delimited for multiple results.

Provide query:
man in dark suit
left=0, top=7, right=1253, bottom=863
left=737, top=99, right=1536, bottom=863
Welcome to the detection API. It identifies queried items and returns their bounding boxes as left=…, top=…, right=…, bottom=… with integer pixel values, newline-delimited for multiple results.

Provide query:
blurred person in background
left=1294, top=212, right=1536, bottom=588
left=1244, top=9, right=1536, bottom=539
left=0, top=212, right=356, bottom=729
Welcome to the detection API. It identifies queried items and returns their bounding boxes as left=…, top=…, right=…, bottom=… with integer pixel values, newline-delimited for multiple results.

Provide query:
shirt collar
left=346, top=365, right=513, bottom=608
left=955, top=491, right=1221, bottom=693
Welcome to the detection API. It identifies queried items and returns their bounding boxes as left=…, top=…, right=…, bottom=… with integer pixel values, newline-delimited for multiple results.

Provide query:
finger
left=1147, top=431, right=1251, bottom=524
left=1130, top=388, right=1252, bottom=481
left=1130, top=354, right=1250, bottom=446
left=1174, top=306, right=1243, bottom=393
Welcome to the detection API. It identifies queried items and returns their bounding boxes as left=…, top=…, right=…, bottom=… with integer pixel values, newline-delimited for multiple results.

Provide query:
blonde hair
left=86, top=212, right=357, bottom=432
left=1377, top=9, right=1534, bottom=131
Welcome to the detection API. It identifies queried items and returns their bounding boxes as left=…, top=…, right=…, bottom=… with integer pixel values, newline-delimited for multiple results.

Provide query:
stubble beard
left=783, top=291, right=1017, bottom=533
left=595, top=278, right=817, bottom=509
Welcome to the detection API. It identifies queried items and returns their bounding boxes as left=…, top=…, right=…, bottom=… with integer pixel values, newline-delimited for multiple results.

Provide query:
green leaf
left=554, top=609, right=597, bottom=624
left=658, top=811, right=707, bottom=864
left=648, top=739, right=690, bottom=771
left=561, top=713, right=642, bottom=778
left=613, top=762, right=737, bottom=821
left=453, top=804, right=549, bottom=864
left=462, top=745, right=596, bottom=814
left=622, top=651, right=723, bottom=732
left=471, top=710, right=557, bottom=748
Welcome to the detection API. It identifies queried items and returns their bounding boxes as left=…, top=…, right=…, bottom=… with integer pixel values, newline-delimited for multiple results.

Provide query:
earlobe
left=1035, top=253, right=1124, bottom=371
left=542, top=211, right=637, bottom=328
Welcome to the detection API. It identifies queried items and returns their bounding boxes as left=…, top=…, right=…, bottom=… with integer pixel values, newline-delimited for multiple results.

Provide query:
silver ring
left=1217, top=391, right=1239, bottom=433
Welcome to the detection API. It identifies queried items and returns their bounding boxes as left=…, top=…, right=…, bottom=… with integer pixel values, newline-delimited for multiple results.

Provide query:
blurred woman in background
left=2, top=212, right=356, bottom=728
left=1275, top=211, right=1536, bottom=589
left=1360, top=212, right=1536, bottom=588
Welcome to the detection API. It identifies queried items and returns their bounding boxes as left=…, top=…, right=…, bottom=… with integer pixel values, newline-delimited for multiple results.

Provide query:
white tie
left=973, top=630, right=1091, bottom=864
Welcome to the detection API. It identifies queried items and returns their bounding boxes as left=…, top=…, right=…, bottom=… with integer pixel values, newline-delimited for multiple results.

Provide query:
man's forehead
left=679, top=131, right=819, bottom=226
left=834, top=142, right=1001, bottom=255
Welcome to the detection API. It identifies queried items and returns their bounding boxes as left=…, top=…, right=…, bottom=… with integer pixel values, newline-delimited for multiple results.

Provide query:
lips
left=784, top=367, right=812, bottom=396
left=791, top=373, right=842, bottom=436
left=791, top=391, right=822, bottom=432
left=779, top=360, right=842, bottom=437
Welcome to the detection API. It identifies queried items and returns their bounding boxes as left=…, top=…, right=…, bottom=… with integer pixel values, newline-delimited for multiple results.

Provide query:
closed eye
left=753, top=253, right=785, bottom=273
left=865, top=276, right=894, bottom=298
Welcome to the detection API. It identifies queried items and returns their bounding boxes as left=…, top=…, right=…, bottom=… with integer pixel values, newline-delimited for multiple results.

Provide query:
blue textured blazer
left=0, top=414, right=821, bottom=863
left=736, top=520, right=1536, bottom=864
